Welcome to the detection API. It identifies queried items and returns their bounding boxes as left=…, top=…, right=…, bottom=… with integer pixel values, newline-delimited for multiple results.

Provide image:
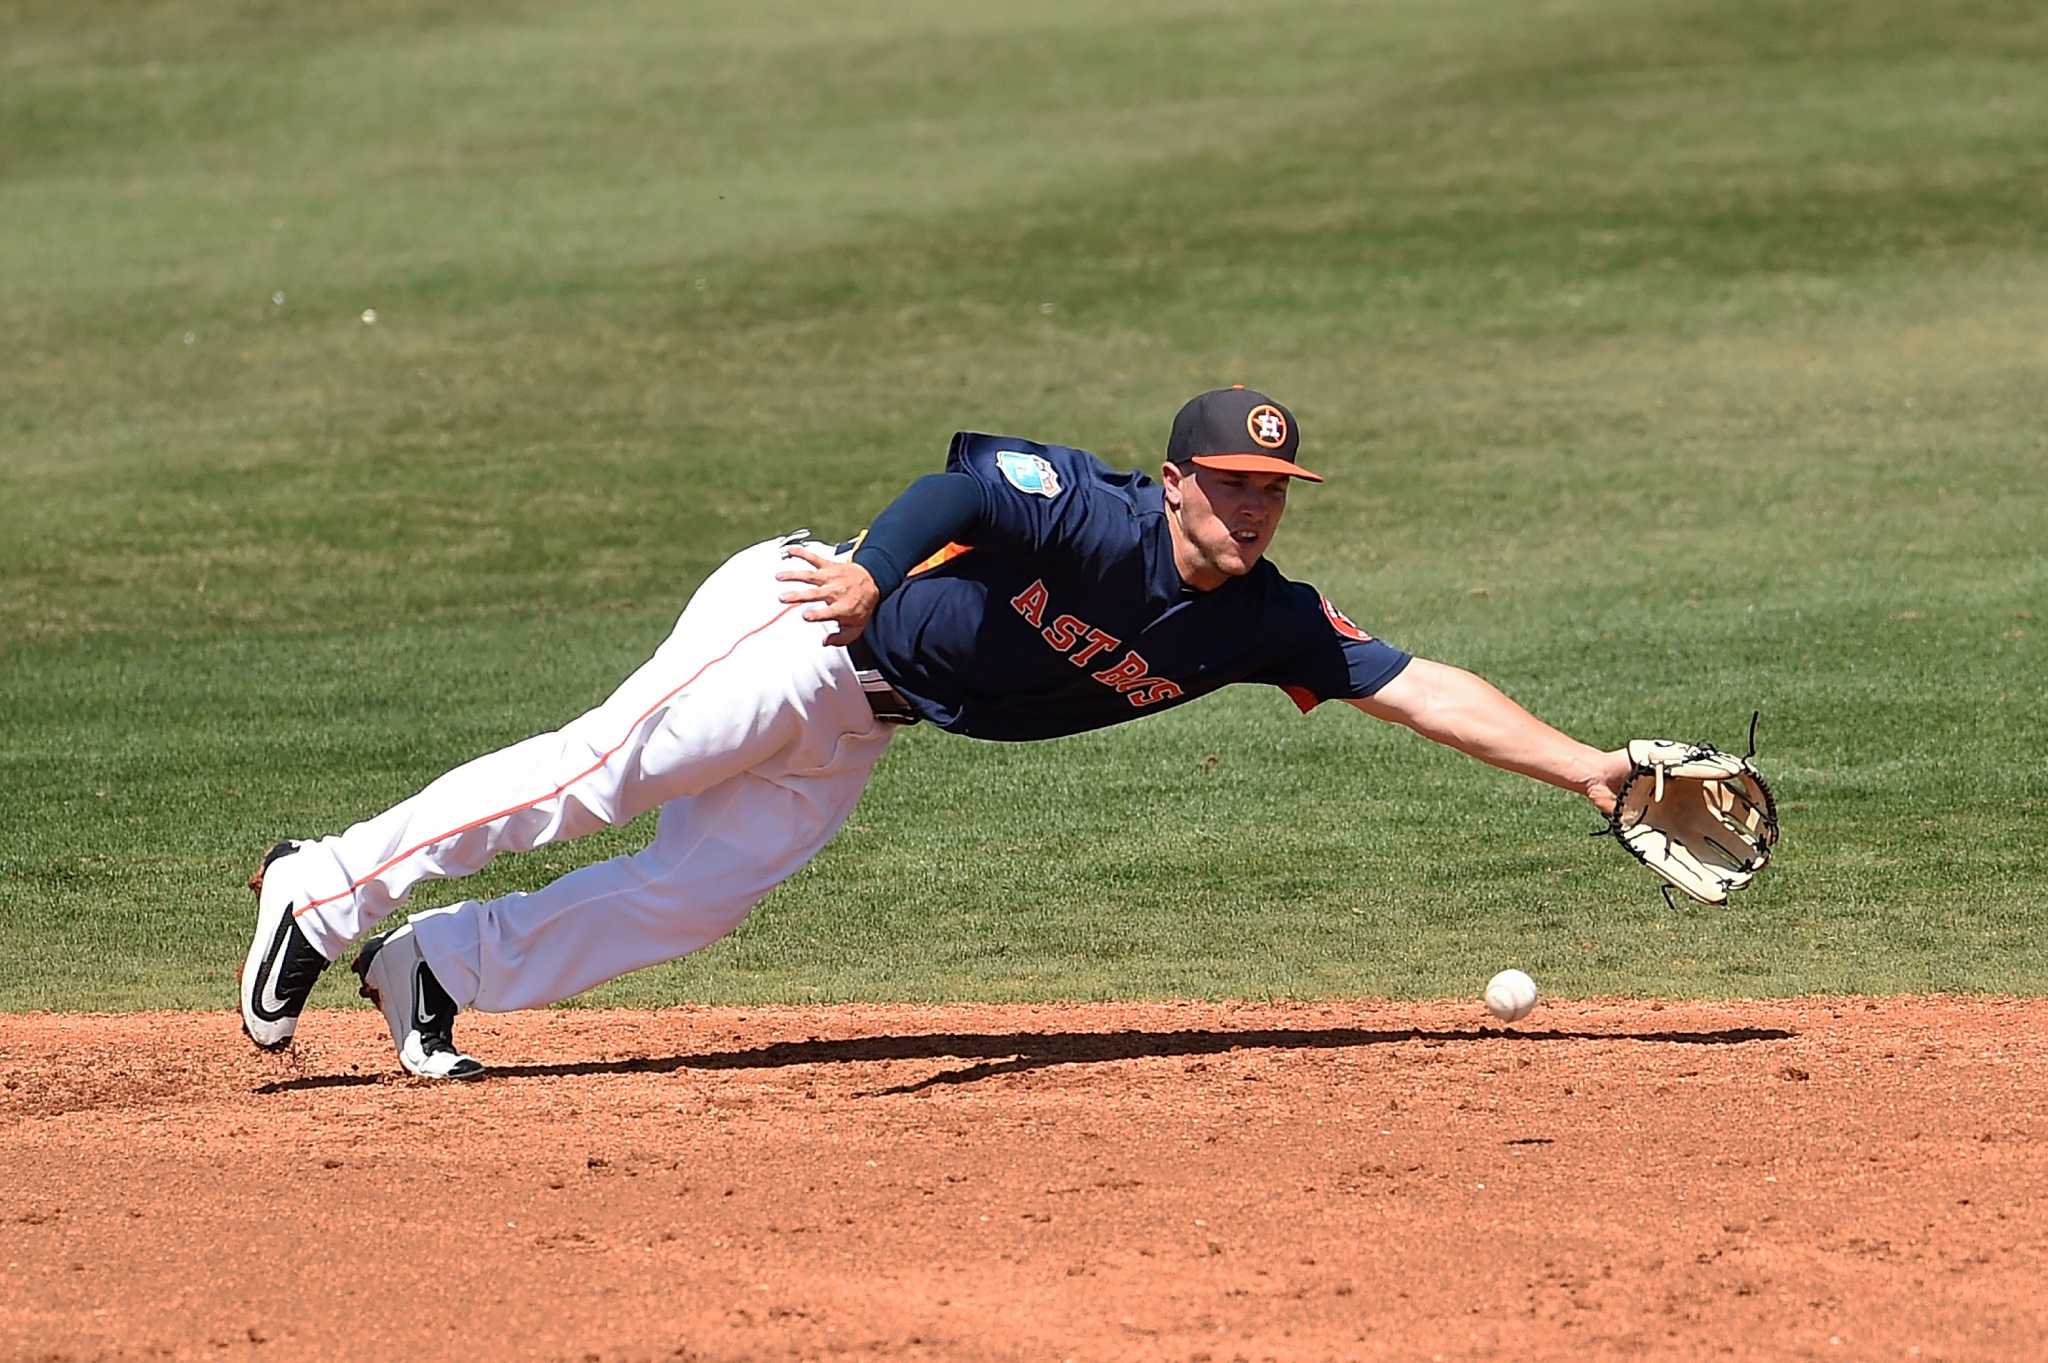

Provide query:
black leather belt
left=847, top=636, right=919, bottom=726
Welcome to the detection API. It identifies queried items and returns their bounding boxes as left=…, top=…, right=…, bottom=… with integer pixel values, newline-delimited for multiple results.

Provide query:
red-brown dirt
left=3, top=997, right=2044, bottom=1362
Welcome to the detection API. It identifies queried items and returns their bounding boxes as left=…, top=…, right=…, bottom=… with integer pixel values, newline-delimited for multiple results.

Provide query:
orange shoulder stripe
left=909, top=542, right=974, bottom=576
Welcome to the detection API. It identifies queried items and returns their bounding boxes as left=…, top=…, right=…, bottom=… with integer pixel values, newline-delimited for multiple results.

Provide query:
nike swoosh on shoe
left=240, top=841, right=330, bottom=1048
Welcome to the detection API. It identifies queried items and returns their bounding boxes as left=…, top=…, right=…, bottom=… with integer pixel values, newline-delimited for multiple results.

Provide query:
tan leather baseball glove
left=1604, top=738, right=1780, bottom=905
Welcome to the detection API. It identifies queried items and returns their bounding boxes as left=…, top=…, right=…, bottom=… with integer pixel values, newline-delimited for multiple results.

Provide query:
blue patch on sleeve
left=994, top=450, right=1063, bottom=499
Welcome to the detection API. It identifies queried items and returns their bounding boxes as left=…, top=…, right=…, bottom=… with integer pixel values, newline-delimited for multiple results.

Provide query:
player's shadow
left=253, top=1023, right=1792, bottom=1095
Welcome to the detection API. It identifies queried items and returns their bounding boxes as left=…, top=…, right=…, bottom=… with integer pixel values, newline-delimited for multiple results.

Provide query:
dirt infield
left=3, top=997, right=2043, bottom=1362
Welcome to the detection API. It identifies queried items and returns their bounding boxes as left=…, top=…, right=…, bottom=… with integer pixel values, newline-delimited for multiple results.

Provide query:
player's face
left=1164, top=463, right=1291, bottom=589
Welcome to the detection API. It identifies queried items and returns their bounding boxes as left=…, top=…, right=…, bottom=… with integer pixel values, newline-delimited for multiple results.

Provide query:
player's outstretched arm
left=1346, top=657, right=1631, bottom=815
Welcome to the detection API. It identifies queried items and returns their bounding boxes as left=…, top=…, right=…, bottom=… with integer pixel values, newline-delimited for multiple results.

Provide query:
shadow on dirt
left=255, top=1024, right=1793, bottom=1095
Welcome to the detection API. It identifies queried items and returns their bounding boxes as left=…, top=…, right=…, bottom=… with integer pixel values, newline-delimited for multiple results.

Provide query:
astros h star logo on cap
left=1247, top=404, right=1289, bottom=449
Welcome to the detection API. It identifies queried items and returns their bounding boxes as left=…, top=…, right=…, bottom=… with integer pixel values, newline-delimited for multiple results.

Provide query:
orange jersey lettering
left=1127, top=679, right=1184, bottom=707
left=1070, top=628, right=1121, bottom=666
left=1043, top=614, right=1086, bottom=651
left=1005, top=577, right=1193, bottom=712
left=1010, top=580, right=1050, bottom=628
left=1090, top=652, right=1153, bottom=691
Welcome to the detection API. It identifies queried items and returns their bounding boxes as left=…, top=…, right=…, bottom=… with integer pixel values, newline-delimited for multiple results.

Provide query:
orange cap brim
left=1189, top=453, right=1324, bottom=483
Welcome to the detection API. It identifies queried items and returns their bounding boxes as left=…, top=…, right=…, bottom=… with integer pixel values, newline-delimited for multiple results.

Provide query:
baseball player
left=239, top=387, right=1635, bottom=1078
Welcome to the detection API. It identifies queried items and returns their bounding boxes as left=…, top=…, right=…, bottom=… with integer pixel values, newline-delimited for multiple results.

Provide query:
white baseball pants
left=276, top=535, right=897, bottom=1011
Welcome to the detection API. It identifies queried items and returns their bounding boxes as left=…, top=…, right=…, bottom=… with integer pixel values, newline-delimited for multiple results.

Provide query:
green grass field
left=3, top=0, right=2043, bottom=1012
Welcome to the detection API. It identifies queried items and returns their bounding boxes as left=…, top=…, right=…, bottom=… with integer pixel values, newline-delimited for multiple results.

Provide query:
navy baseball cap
left=1166, top=386, right=1323, bottom=482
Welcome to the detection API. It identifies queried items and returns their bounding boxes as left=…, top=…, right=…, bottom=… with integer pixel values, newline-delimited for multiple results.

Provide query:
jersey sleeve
left=942, top=432, right=1145, bottom=572
left=1246, top=582, right=1412, bottom=711
left=850, top=472, right=987, bottom=597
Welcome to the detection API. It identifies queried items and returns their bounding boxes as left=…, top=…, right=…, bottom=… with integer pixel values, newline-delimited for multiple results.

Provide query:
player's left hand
left=776, top=545, right=881, bottom=647
left=1581, top=748, right=1633, bottom=818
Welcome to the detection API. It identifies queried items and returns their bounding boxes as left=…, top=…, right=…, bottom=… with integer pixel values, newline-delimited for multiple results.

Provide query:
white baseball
left=1484, top=968, right=1539, bottom=1022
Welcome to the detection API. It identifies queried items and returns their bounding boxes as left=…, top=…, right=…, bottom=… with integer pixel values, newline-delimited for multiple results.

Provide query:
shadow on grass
left=255, top=1023, right=1793, bottom=1095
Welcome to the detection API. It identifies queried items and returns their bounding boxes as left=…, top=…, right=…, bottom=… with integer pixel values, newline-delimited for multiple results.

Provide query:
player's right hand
left=776, top=545, right=881, bottom=647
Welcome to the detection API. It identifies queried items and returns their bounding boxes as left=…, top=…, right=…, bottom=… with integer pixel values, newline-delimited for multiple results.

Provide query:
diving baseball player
left=239, top=387, right=1635, bottom=1078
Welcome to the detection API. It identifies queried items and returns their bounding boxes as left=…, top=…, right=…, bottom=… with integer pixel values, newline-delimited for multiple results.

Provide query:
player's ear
left=1159, top=460, right=1184, bottom=510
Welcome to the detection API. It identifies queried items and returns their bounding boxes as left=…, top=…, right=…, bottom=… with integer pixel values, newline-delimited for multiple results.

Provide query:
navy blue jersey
left=858, top=433, right=1411, bottom=741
